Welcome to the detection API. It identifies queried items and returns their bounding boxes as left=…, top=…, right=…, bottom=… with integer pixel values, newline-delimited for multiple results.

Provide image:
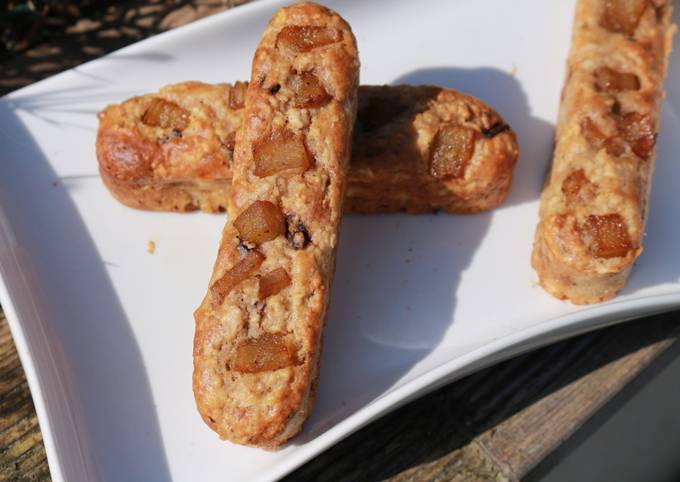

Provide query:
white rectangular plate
left=0, top=0, right=679, bottom=480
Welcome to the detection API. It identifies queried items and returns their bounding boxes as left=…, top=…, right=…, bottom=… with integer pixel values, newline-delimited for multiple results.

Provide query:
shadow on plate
left=0, top=95, right=171, bottom=481
left=295, top=66, right=552, bottom=443
left=6, top=74, right=146, bottom=131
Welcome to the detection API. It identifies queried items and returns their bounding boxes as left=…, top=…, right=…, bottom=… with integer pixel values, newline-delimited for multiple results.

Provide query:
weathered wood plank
left=471, top=314, right=679, bottom=478
left=0, top=313, right=49, bottom=482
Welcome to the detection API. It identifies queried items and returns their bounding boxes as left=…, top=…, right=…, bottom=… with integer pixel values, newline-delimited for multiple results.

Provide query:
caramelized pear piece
left=604, top=137, right=626, bottom=156
left=229, top=81, right=248, bottom=110
left=141, top=98, right=189, bottom=130
left=258, top=268, right=292, bottom=300
left=618, top=112, right=655, bottom=159
left=276, top=26, right=341, bottom=53
left=253, top=129, right=313, bottom=177
left=562, top=169, right=591, bottom=202
left=594, top=67, right=641, bottom=92
left=289, top=71, right=332, bottom=108
left=600, top=0, right=648, bottom=36
left=581, top=117, right=608, bottom=146
left=210, top=250, right=264, bottom=303
left=581, top=117, right=625, bottom=156
left=231, top=333, right=299, bottom=373
left=234, top=201, right=285, bottom=245
left=430, top=125, right=477, bottom=179
left=582, top=214, right=634, bottom=258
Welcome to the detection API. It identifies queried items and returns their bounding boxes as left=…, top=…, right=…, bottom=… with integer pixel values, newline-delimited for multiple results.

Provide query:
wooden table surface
left=1, top=2, right=679, bottom=481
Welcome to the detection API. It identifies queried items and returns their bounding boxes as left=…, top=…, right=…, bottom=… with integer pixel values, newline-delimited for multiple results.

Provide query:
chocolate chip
left=285, top=214, right=311, bottom=249
left=269, top=84, right=281, bottom=95
left=481, top=122, right=510, bottom=138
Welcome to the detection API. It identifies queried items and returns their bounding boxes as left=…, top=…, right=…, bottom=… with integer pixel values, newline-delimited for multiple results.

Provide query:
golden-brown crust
left=532, top=0, right=675, bottom=304
left=97, top=83, right=518, bottom=214
left=100, top=172, right=231, bottom=212
left=97, top=81, right=238, bottom=182
left=192, top=3, right=359, bottom=448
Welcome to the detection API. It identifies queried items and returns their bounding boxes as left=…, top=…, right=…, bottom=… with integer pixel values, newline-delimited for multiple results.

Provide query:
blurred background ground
left=0, top=0, right=247, bottom=95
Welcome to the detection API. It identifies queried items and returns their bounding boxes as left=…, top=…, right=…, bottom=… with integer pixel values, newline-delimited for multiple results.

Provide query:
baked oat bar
left=192, top=3, right=359, bottom=447
left=532, top=0, right=675, bottom=303
left=97, top=83, right=518, bottom=214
